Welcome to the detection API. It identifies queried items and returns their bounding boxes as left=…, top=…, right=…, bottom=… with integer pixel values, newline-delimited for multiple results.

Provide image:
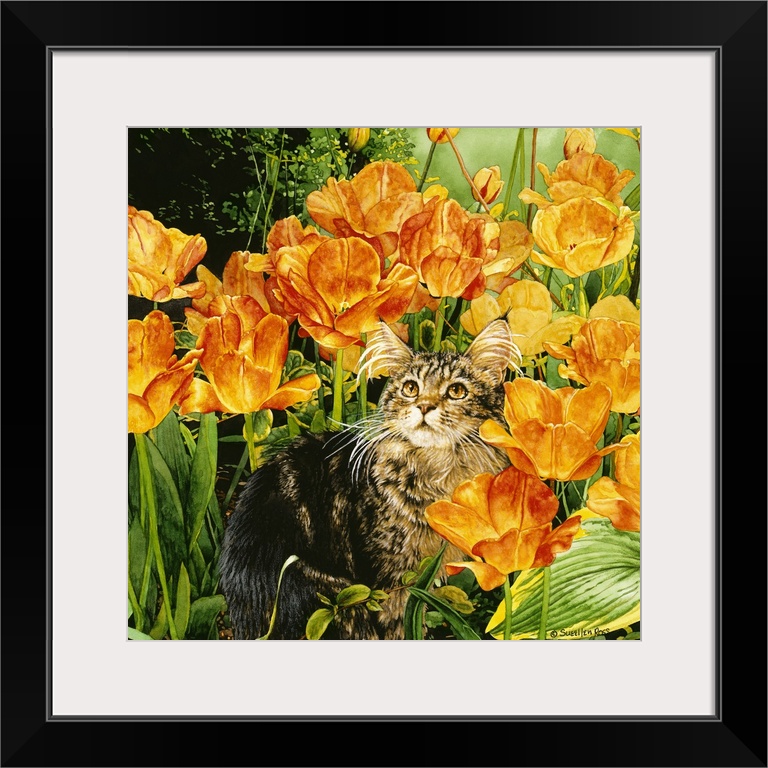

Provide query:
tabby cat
left=218, top=319, right=520, bottom=639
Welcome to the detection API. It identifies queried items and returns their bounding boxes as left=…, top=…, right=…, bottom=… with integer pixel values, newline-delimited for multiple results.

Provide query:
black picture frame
left=4, top=1, right=765, bottom=766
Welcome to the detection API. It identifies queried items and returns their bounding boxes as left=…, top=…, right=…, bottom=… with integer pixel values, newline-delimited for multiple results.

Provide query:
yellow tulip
left=127, top=206, right=207, bottom=302
left=128, top=311, right=201, bottom=433
left=501, top=280, right=586, bottom=358
left=479, top=378, right=626, bottom=481
left=472, top=166, right=504, bottom=205
left=347, top=128, right=371, bottom=153
left=425, top=466, right=582, bottom=590
left=528, top=197, right=635, bottom=278
left=586, top=433, right=640, bottom=531
left=544, top=317, right=640, bottom=414
left=426, top=128, right=460, bottom=144
left=179, top=297, right=320, bottom=415
left=563, top=128, right=597, bottom=159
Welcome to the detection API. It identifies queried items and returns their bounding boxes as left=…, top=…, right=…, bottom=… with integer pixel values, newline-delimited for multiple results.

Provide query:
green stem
left=455, top=299, right=468, bottom=351
left=332, top=348, right=345, bottom=425
left=261, top=129, right=287, bottom=252
left=616, top=413, right=624, bottom=441
left=410, top=314, right=420, bottom=352
left=526, top=128, right=539, bottom=230
left=358, top=333, right=368, bottom=421
left=503, top=575, right=513, bottom=641
left=417, top=142, right=436, bottom=192
left=502, top=128, right=525, bottom=217
left=135, top=433, right=178, bottom=640
left=313, top=341, right=326, bottom=418
left=433, top=299, right=446, bottom=352
left=575, top=275, right=589, bottom=317
left=222, top=445, right=250, bottom=512
left=324, top=128, right=344, bottom=179
left=243, top=412, right=258, bottom=473
left=537, top=566, right=551, bottom=640
left=128, top=578, right=144, bottom=634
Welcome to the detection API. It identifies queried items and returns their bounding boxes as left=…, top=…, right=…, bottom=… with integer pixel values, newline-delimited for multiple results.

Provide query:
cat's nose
left=418, top=403, right=436, bottom=415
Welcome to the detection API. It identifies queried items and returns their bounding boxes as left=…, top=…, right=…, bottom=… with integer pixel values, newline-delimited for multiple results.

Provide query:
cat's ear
left=357, top=322, right=414, bottom=379
left=465, top=319, right=522, bottom=383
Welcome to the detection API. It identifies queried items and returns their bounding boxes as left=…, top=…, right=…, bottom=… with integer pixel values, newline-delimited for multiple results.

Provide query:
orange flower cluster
left=425, top=465, right=581, bottom=590
left=519, top=144, right=636, bottom=278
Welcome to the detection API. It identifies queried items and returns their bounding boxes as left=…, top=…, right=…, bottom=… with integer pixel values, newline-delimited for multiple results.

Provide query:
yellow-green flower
left=347, top=128, right=370, bottom=153
left=472, top=166, right=504, bottom=205
left=426, top=128, right=460, bottom=144
left=563, top=128, right=596, bottom=159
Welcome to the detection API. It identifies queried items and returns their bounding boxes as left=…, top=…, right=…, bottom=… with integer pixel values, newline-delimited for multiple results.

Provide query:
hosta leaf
left=128, top=627, right=154, bottom=640
left=486, top=519, right=640, bottom=639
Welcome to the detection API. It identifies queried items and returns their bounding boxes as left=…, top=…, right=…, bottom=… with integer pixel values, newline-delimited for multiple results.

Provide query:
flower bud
left=563, top=128, right=596, bottom=159
left=471, top=165, right=504, bottom=205
left=426, top=128, right=460, bottom=144
left=346, top=128, right=370, bottom=153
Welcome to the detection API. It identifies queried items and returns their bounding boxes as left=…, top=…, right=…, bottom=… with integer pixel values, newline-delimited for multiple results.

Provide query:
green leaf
left=152, top=411, right=191, bottom=506
left=433, top=585, right=475, bottom=615
left=250, top=409, right=273, bottom=442
left=335, top=584, right=372, bottom=608
left=403, top=542, right=447, bottom=640
left=186, top=412, right=218, bottom=552
left=310, top=409, right=327, bottom=434
left=306, top=608, right=335, bottom=640
left=128, top=449, right=141, bottom=522
left=174, top=329, right=198, bottom=350
left=624, top=183, right=640, bottom=212
left=218, top=435, right=246, bottom=443
left=407, top=588, right=481, bottom=640
left=149, top=602, right=169, bottom=640
left=425, top=611, right=445, bottom=629
left=187, top=594, right=227, bottom=640
left=128, top=516, right=149, bottom=600
left=174, top=563, right=191, bottom=639
left=370, top=590, right=390, bottom=602
left=418, top=320, right=436, bottom=352
left=487, top=519, right=640, bottom=639
left=142, top=436, right=186, bottom=602
left=317, top=593, right=333, bottom=606
left=128, top=627, right=155, bottom=641
left=365, top=600, right=383, bottom=612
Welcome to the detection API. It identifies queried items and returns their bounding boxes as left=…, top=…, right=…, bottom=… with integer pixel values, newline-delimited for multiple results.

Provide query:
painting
left=127, top=126, right=641, bottom=641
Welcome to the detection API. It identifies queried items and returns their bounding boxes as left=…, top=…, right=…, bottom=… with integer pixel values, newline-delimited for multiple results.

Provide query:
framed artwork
left=10, top=1, right=765, bottom=765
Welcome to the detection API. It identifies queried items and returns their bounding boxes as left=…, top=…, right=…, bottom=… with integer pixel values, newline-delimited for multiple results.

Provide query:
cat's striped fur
left=219, top=320, right=520, bottom=639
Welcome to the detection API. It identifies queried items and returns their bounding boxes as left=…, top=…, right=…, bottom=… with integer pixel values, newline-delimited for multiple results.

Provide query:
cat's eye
left=447, top=382, right=468, bottom=400
left=401, top=381, right=419, bottom=398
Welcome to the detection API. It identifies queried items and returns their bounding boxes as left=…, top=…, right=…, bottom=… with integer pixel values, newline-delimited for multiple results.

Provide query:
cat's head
left=360, top=320, right=521, bottom=450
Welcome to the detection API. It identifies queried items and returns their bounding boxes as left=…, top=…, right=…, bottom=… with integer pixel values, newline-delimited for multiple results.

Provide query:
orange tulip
left=472, top=166, right=504, bottom=205
left=185, top=251, right=273, bottom=336
left=425, top=466, right=582, bottom=590
left=426, top=128, right=460, bottom=144
left=273, top=236, right=419, bottom=350
left=479, top=378, right=627, bottom=481
left=544, top=317, right=640, bottom=414
left=178, top=297, right=320, bottom=415
left=128, top=206, right=207, bottom=302
left=305, top=161, right=432, bottom=261
left=586, top=433, right=640, bottom=531
left=398, top=198, right=499, bottom=299
left=128, top=311, right=201, bottom=434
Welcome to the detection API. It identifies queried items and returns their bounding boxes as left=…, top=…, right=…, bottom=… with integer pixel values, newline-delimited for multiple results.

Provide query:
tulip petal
left=587, top=477, right=641, bottom=531
left=564, top=382, right=613, bottom=443
left=260, top=373, right=321, bottom=411
left=445, top=560, right=508, bottom=591
left=424, top=497, right=497, bottom=558
left=531, top=515, right=582, bottom=567
left=178, top=377, right=228, bottom=415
